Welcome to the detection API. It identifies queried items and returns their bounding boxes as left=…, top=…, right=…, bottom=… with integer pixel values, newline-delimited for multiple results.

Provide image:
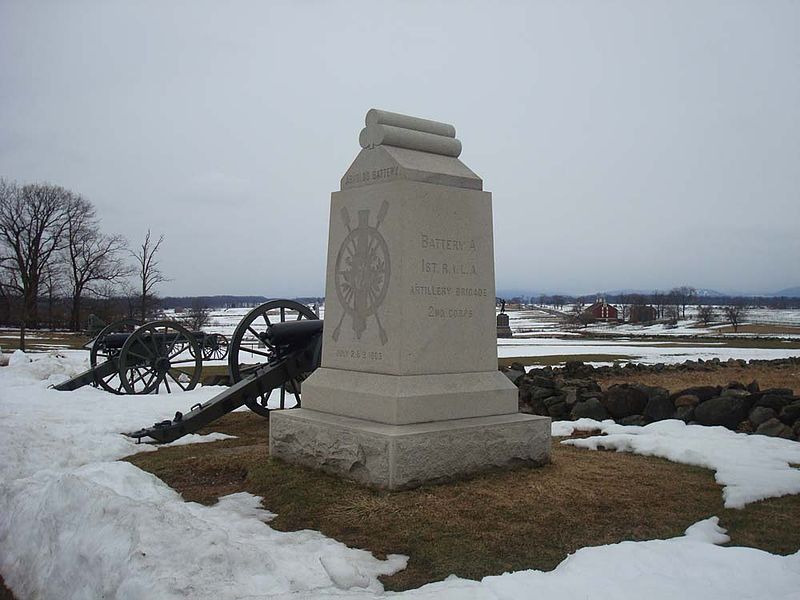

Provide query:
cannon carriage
left=54, top=320, right=229, bottom=394
left=128, top=299, right=323, bottom=442
left=54, top=299, right=323, bottom=443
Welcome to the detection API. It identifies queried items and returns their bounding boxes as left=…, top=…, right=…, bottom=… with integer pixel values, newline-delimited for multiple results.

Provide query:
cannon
left=53, top=320, right=229, bottom=394
left=127, top=299, right=321, bottom=443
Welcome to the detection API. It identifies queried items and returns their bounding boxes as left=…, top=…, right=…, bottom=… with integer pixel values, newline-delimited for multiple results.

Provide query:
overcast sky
left=1, top=0, right=798, bottom=297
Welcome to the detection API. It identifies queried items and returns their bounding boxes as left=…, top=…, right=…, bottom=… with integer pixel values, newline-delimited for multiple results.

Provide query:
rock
left=543, top=394, right=566, bottom=408
left=778, top=400, right=800, bottom=425
left=754, top=393, right=794, bottom=411
left=644, top=394, right=675, bottom=422
left=674, top=394, right=700, bottom=408
left=532, top=387, right=557, bottom=401
left=674, top=406, right=695, bottom=422
left=571, top=398, right=610, bottom=421
left=794, top=421, right=800, bottom=441
left=602, top=384, right=648, bottom=419
left=503, top=367, right=525, bottom=385
left=546, top=401, right=569, bottom=420
left=530, top=375, right=555, bottom=389
left=748, top=406, right=777, bottom=428
left=721, top=388, right=750, bottom=399
left=754, top=418, right=794, bottom=439
left=564, top=361, right=594, bottom=377
left=619, top=415, right=647, bottom=427
left=563, top=388, right=579, bottom=407
left=693, top=396, right=749, bottom=430
left=761, top=388, right=794, bottom=397
left=725, top=381, right=746, bottom=391
left=670, top=386, right=719, bottom=403
left=746, top=380, right=760, bottom=394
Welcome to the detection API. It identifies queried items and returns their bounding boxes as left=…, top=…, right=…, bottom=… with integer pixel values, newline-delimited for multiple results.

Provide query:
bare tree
left=652, top=290, right=665, bottom=319
left=181, top=299, right=211, bottom=331
left=41, top=265, right=64, bottom=330
left=618, top=292, right=630, bottom=322
left=0, top=180, right=72, bottom=350
left=130, top=230, right=168, bottom=322
left=671, top=286, right=697, bottom=319
left=697, top=305, right=715, bottom=326
left=723, top=304, right=747, bottom=333
left=64, top=197, right=129, bottom=331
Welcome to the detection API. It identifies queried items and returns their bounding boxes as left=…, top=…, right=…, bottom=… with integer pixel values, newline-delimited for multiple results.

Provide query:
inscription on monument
left=343, top=165, right=400, bottom=188
left=412, top=229, right=485, bottom=320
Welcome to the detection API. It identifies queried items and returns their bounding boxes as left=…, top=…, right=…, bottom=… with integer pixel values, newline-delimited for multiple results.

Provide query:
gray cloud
left=1, top=0, right=798, bottom=296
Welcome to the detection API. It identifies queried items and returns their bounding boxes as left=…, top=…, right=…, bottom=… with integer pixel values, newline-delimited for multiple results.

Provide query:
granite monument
left=269, top=109, right=551, bottom=489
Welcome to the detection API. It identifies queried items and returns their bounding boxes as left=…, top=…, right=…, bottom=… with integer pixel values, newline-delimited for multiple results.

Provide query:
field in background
left=2, top=305, right=799, bottom=368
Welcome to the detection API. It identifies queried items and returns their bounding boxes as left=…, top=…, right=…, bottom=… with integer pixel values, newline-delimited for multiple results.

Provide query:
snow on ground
left=2, top=353, right=800, bottom=598
left=554, top=419, right=800, bottom=509
left=497, top=336, right=800, bottom=365
left=512, top=306, right=800, bottom=339
left=0, top=351, right=406, bottom=599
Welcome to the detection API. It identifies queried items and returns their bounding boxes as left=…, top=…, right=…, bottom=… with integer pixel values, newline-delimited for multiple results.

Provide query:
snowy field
left=160, top=305, right=800, bottom=368
left=497, top=337, right=800, bottom=365
left=514, top=306, right=800, bottom=339
left=2, top=352, right=800, bottom=598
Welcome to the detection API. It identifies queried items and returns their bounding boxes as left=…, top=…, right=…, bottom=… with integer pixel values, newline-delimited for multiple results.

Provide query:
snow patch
left=559, top=419, right=800, bottom=508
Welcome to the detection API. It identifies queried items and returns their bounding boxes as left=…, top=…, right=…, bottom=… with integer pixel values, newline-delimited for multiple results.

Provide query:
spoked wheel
left=118, top=320, right=202, bottom=394
left=89, top=319, right=139, bottom=394
left=228, top=300, right=318, bottom=417
left=202, top=333, right=229, bottom=360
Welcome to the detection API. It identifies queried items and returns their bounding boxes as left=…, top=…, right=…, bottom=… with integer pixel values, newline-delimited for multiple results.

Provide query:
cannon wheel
left=202, top=333, right=229, bottom=361
left=119, top=320, right=203, bottom=394
left=89, top=319, right=139, bottom=394
left=228, top=300, right=318, bottom=417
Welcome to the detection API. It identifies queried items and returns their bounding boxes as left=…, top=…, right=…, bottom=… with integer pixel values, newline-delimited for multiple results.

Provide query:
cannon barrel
left=98, top=332, right=131, bottom=350
left=266, top=319, right=323, bottom=347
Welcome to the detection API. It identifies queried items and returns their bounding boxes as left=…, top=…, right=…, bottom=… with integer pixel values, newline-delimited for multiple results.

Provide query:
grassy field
left=595, top=362, right=800, bottom=392
left=128, top=412, right=800, bottom=592
left=0, top=329, right=88, bottom=352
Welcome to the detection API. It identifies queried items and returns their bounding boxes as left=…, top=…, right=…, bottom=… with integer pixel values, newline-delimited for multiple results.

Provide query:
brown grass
left=595, top=363, right=800, bottom=392
left=0, top=329, right=89, bottom=352
left=127, top=411, right=800, bottom=591
left=715, top=324, right=800, bottom=335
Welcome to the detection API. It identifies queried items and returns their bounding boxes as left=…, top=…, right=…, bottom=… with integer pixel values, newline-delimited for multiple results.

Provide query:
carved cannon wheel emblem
left=332, top=201, right=390, bottom=344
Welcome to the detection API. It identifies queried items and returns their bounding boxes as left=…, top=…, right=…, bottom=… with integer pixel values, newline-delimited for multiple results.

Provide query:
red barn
left=584, top=299, right=619, bottom=321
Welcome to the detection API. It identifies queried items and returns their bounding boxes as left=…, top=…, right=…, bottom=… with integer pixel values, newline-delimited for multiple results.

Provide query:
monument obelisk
left=269, top=109, right=550, bottom=489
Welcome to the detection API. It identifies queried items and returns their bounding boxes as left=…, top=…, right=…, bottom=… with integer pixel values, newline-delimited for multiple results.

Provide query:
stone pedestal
left=269, top=109, right=550, bottom=489
left=496, top=312, right=513, bottom=338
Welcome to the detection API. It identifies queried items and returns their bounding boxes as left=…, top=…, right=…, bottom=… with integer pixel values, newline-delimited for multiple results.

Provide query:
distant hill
left=161, top=295, right=324, bottom=309
left=773, top=286, right=800, bottom=298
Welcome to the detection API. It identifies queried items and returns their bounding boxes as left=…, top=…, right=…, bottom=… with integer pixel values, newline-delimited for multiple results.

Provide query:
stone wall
left=505, top=358, right=800, bottom=441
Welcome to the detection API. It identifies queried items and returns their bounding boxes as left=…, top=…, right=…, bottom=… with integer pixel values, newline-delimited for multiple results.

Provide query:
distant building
left=629, top=305, right=657, bottom=324
left=584, top=298, right=619, bottom=322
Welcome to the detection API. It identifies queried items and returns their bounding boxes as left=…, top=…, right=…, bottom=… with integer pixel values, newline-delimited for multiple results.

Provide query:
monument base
left=301, top=367, right=519, bottom=425
left=269, top=409, right=551, bottom=490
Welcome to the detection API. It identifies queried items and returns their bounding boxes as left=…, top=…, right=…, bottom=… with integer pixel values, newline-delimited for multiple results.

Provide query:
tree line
left=0, top=179, right=168, bottom=350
